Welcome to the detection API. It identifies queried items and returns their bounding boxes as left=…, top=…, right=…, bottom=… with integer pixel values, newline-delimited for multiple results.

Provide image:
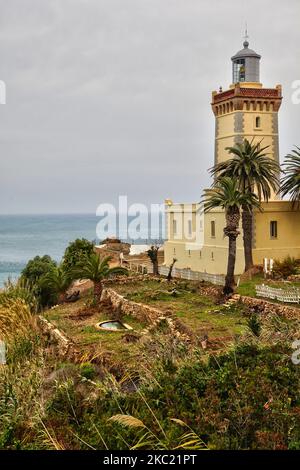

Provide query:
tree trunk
left=223, top=208, right=240, bottom=295
left=242, top=206, right=254, bottom=272
left=167, top=258, right=177, bottom=281
left=153, top=260, right=159, bottom=276
left=224, top=235, right=237, bottom=295
left=93, top=281, right=103, bottom=304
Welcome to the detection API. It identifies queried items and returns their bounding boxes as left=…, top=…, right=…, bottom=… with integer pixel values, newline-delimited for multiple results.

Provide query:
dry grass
left=0, top=298, right=35, bottom=343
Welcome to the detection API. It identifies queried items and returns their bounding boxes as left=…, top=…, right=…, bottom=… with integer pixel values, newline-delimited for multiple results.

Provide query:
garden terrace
left=43, top=277, right=249, bottom=375
left=108, top=278, right=248, bottom=342
left=44, top=296, right=148, bottom=374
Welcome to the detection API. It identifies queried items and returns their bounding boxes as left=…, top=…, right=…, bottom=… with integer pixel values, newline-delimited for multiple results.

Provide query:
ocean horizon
left=0, top=213, right=164, bottom=287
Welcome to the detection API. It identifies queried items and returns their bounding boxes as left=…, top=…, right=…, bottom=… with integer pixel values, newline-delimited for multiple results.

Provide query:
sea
left=0, top=214, right=164, bottom=288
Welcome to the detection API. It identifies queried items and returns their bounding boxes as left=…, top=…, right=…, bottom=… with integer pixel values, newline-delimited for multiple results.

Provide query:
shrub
left=272, top=256, right=300, bottom=279
left=247, top=314, right=261, bottom=337
left=21, top=255, right=57, bottom=308
left=62, top=239, right=94, bottom=271
left=80, top=363, right=97, bottom=380
left=0, top=279, right=38, bottom=313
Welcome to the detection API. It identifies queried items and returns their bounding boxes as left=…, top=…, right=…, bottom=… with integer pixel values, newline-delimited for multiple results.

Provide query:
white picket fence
left=128, top=261, right=225, bottom=286
left=255, top=284, right=300, bottom=304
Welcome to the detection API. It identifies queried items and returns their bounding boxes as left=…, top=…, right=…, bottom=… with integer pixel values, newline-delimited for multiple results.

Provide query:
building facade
left=164, top=39, right=300, bottom=276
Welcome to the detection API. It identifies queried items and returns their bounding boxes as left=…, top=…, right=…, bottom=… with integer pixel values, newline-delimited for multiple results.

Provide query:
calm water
left=0, top=214, right=164, bottom=287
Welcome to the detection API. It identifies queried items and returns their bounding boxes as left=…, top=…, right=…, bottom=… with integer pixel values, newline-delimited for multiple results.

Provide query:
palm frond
left=72, top=253, right=128, bottom=283
left=202, top=177, right=260, bottom=213
left=210, top=138, right=280, bottom=202
left=281, top=146, right=300, bottom=207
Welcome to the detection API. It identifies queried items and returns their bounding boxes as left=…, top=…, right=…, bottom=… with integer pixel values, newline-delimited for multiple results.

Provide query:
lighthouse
left=211, top=38, right=282, bottom=190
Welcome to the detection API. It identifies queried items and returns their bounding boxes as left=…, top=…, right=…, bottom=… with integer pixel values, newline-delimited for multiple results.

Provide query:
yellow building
left=164, top=39, right=300, bottom=276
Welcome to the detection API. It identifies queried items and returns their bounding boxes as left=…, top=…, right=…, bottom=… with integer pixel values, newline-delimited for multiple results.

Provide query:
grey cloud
left=0, top=0, right=299, bottom=213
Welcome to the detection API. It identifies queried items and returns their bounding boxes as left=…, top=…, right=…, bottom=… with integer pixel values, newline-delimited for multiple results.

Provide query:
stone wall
left=239, top=295, right=300, bottom=319
left=37, top=316, right=80, bottom=361
left=197, top=284, right=223, bottom=299
left=101, top=288, right=167, bottom=324
left=100, top=288, right=193, bottom=341
left=239, top=266, right=263, bottom=282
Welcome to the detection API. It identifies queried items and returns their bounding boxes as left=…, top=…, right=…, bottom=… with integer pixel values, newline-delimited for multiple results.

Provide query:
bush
left=62, top=239, right=94, bottom=271
left=273, top=256, right=300, bottom=279
left=21, top=255, right=57, bottom=308
left=247, top=314, right=261, bottom=337
left=39, top=341, right=300, bottom=450
left=80, top=363, right=97, bottom=380
left=2, top=296, right=300, bottom=451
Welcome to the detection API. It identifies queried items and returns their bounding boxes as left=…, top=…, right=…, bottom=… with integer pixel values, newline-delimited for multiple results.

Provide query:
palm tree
left=281, top=147, right=300, bottom=207
left=41, top=264, right=72, bottom=304
left=72, top=253, right=128, bottom=304
left=210, top=139, right=280, bottom=272
left=203, top=177, right=260, bottom=294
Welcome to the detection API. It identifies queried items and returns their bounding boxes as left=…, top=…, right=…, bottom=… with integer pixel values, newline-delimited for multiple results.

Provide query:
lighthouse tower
left=211, top=38, right=282, bottom=194
left=163, top=36, right=300, bottom=277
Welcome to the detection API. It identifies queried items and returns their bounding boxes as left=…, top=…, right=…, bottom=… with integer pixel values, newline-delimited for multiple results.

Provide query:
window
left=255, top=116, right=261, bottom=128
left=233, top=59, right=246, bottom=83
left=173, top=248, right=176, bottom=255
left=173, top=220, right=177, bottom=236
left=211, top=252, right=214, bottom=261
left=211, top=220, right=216, bottom=238
left=188, top=250, right=191, bottom=257
left=270, top=221, right=278, bottom=239
left=188, top=220, right=192, bottom=237
left=199, top=251, right=202, bottom=259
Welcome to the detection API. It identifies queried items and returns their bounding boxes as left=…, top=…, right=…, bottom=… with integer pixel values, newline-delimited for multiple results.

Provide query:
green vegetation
left=211, top=138, right=280, bottom=271
left=247, top=314, right=261, bottom=337
left=72, top=253, right=128, bottom=304
left=0, top=278, right=38, bottom=313
left=63, top=238, right=95, bottom=271
left=2, top=231, right=300, bottom=450
left=281, top=146, right=300, bottom=207
left=236, top=270, right=300, bottom=300
left=2, top=310, right=300, bottom=449
left=41, top=264, right=73, bottom=304
left=80, top=362, right=97, bottom=380
left=44, top=294, right=148, bottom=371
left=273, top=256, right=300, bottom=279
left=236, top=274, right=264, bottom=297
left=112, top=279, right=247, bottom=339
left=21, top=255, right=57, bottom=308
left=203, top=176, right=260, bottom=293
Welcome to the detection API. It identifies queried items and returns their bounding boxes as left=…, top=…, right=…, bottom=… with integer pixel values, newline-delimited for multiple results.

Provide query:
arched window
left=255, top=116, right=261, bottom=128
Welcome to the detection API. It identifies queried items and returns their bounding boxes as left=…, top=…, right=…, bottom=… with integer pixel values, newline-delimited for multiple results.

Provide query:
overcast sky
left=0, top=0, right=299, bottom=214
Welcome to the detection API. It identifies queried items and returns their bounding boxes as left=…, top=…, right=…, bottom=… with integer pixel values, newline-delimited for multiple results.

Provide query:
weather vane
left=244, top=22, right=249, bottom=42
